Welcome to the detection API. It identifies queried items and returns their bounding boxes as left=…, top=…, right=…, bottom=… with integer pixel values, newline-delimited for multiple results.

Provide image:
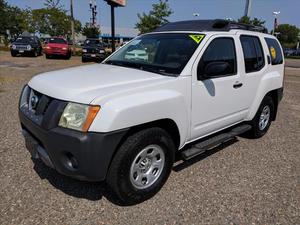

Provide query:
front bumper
left=44, top=49, right=69, bottom=56
left=19, top=87, right=128, bottom=181
left=11, top=49, right=35, bottom=54
left=82, top=53, right=105, bottom=60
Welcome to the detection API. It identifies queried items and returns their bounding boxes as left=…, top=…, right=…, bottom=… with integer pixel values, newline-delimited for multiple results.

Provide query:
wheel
left=66, top=52, right=71, bottom=60
left=11, top=51, right=17, bottom=57
left=45, top=54, right=50, bottom=59
left=248, top=96, right=274, bottom=138
left=106, top=127, right=175, bottom=205
left=81, top=57, right=87, bottom=63
left=33, top=50, right=38, bottom=57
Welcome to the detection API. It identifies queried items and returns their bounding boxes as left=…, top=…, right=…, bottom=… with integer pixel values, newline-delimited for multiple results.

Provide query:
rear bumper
left=19, top=108, right=128, bottom=182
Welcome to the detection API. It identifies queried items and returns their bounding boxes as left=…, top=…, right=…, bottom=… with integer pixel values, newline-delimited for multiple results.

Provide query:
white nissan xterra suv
left=19, top=20, right=284, bottom=205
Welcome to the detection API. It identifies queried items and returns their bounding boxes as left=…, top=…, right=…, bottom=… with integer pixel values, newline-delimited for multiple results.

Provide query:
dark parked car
left=82, top=39, right=106, bottom=63
left=10, top=36, right=42, bottom=57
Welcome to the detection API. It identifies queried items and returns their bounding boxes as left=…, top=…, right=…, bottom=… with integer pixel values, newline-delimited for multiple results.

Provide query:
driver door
left=190, top=34, right=249, bottom=140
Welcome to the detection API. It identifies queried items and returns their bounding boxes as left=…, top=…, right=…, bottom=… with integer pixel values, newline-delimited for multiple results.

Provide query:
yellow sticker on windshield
left=189, top=34, right=205, bottom=44
left=270, top=46, right=276, bottom=59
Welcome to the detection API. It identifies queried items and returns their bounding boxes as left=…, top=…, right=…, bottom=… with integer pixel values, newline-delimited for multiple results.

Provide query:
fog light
left=63, top=152, right=78, bottom=170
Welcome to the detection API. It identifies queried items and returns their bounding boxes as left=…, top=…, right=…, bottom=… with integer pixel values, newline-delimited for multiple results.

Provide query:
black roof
left=154, top=19, right=267, bottom=33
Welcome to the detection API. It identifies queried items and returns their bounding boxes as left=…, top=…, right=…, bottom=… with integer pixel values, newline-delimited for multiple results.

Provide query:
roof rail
left=154, top=19, right=268, bottom=33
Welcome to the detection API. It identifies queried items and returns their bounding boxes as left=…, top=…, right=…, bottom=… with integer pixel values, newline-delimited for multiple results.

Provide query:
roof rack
left=154, top=19, right=268, bottom=33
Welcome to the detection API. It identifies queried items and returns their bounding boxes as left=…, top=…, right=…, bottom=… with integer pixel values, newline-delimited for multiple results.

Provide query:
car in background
left=124, top=49, right=149, bottom=61
left=44, top=37, right=71, bottom=59
left=283, top=48, right=296, bottom=56
left=10, top=36, right=42, bottom=57
left=81, top=39, right=106, bottom=63
left=292, top=49, right=300, bottom=56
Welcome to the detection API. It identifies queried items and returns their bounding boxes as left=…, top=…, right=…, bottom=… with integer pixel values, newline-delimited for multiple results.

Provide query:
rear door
left=190, top=34, right=249, bottom=140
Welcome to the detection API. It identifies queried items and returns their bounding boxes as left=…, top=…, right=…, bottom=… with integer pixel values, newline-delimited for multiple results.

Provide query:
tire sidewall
left=252, top=96, right=274, bottom=137
left=107, top=128, right=175, bottom=204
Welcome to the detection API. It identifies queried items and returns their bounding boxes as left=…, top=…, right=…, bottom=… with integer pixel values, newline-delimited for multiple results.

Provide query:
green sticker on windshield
left=189, top=34, right=205, bottom=44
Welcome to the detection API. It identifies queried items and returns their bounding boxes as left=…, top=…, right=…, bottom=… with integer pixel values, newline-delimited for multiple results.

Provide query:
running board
left=181, top=124, right=251, bottom=160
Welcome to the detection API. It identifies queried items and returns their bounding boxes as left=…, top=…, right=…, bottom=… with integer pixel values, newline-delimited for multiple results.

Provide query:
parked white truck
left=19, top=20, right=284, bottom=205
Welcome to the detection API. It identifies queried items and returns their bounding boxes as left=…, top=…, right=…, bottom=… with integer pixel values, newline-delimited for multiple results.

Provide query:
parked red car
left=44, top=37, right=71, bottom=59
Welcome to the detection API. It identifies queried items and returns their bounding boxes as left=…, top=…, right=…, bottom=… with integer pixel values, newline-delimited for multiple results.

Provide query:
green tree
left=276, top=24, right=300, bottom=44
left=27, top=7, right=81, bottom=36
left=82, top=24, right=100, bottom=38
left=44, top=0, right=63, bottom=9
left=238, top=16, right=265, bottom=26
left=0, top=0, right=29, bottom=38
left=135, top=0, right=173, bottom=34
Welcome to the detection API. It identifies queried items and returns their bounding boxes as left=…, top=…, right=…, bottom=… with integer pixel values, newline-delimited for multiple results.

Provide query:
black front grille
left=20, top=87, right=67, bottom=129
left=86, top=48, right=98, bottom=53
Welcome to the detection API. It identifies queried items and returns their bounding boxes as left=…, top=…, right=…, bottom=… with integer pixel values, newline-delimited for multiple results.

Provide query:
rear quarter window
left=264, top=38, right=283, bottom=65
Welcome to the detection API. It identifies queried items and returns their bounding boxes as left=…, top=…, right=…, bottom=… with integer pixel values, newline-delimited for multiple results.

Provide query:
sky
left=7, top=0, right=300, bottom=31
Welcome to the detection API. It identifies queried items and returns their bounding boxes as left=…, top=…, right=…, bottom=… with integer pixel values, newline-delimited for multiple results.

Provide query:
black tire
left=248, top=96, right=274, bottom=138
left=45, top=54, right=50, bottom=59
left=32, top=50, right=38, bottom=57
left=66, top=52, right=71, bottom=60
left=106, top=127, right=175, bottom=205
left=11, top=51, right=17, bottom=57
left=81, top=57, right=87, bottom=63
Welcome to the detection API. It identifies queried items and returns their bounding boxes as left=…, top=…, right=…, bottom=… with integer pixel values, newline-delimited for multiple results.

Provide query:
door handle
left=233, top=83, right=243, bottom=89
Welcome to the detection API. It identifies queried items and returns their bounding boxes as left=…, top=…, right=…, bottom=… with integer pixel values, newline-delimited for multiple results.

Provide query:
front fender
left=89, top=90, right=189, bottom=147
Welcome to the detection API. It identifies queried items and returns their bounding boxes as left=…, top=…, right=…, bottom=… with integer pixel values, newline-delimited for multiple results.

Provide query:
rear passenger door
left=237, top=34, right=268, bottom=120
left=190, top=35, right=249, bottom=140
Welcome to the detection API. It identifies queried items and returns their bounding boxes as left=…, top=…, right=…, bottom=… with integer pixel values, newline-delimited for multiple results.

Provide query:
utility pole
left=70, top=0, right=75, bottom=54
left=272, top=11, right=280, bottom=35
left=244, top=0, right=252, bottom=17
left=110, top=4, right=116, bottom=52
left=89, top=0, right=97, bottom=27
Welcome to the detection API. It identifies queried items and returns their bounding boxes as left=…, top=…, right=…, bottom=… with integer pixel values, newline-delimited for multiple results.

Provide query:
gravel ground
left=0, top=51, right=299, bottom=225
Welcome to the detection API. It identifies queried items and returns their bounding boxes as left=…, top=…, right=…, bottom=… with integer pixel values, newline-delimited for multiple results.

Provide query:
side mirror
left=198, top=61, right=231, bottom=80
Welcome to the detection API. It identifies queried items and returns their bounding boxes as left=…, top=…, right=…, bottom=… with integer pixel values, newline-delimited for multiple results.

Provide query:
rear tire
left=106, top=127, right=175, bottom=205
left=248, top=96, right=274, bottom=138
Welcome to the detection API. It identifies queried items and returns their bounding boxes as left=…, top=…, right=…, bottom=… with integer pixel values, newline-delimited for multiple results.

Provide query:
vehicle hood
left=28, top=64, right=171, bottom=104
left=12, top=42, right=31, bottom=45
left=83, top=45, right=104, bottom=50
left=46, top=43, right=68, bottom=48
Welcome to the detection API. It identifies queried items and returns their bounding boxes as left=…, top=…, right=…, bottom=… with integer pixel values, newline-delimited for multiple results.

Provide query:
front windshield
left=85, top=39, right=101, bottom=46
left=15, top=37, right=34, bottom=43
left=49, top=38, right=67, bottom=44
left=105, top=33, right=204, bottom=76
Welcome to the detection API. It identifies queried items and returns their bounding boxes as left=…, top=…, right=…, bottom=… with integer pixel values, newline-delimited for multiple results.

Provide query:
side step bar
left=181, top=124, right=251, bottom=160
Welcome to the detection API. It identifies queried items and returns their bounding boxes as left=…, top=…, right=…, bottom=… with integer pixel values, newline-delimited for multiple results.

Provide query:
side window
left=264, top=37, right=283, bottom=65
left=197, top=37, right=237, bottom=79
left=240, top=35, right=265, bottom=73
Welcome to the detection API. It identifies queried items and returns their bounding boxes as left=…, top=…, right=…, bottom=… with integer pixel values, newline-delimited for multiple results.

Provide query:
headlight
left=27, top=45, right=31, bottom=50
left=99, top=49, right=105, bottom=53
left=12, top=45, right=16, bottom=50
left=82, top=49, right=87, bottom=53
left=62, top=47, right=67, bottom=50
left=58, top=103, right=100, bottom=132
left=46, top=46, right=51, bottom=49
